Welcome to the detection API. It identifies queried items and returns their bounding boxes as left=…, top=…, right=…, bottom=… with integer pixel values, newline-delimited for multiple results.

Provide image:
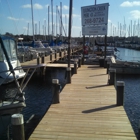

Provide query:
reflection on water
left=116, top=47, right=140, bottom=62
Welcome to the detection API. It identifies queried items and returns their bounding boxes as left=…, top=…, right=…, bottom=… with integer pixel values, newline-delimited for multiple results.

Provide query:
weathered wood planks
left=29, top=65, right=136, bottom=140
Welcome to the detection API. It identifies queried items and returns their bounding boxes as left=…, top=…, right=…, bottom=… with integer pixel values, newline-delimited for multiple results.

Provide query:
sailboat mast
left=56, top=5, right=58, bottom=36
left=39, top=21, right=40, bottom=35
left=60, top=2, right=62, bottom=37
left=48, top=6, right=50, bottom=40
left=31, top=0, right=35, bottom=40
left=27, top=22, right=29, bottom=35
left=51, top=0, right=53, bottom=39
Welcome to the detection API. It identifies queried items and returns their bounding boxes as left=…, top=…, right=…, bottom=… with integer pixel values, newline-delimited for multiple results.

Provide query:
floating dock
left=29, top=64, right=136, bottom=140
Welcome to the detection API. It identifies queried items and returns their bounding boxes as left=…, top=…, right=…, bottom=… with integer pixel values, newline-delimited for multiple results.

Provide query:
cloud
left=108, top=19, right=111, bottom=23
left=23, top=27, right=28, bottom=30
left=130, top=10, right=140, bottom=19
left=7, top=17, right=20, bottom=21
left=63, top=5, right=69, bottom=10
left=22, top=3, right=43, bottom=9
left=73, top=14, right=80, bottom=18
left=34, top=4, right=43, bottom=9
left=72, top=26, right=81, bottom=29
left=120, top=1, right=140, bottom=7
left=57, top=5, right=73, bottom=10
left=22, top=4, right=31, bottom=8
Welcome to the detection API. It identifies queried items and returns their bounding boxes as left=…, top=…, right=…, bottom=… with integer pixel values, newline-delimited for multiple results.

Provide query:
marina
left=1, top=0, right=140, bottom=140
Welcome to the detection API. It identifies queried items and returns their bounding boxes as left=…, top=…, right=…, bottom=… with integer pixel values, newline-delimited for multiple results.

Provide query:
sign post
left=81, top=3, right=109, bottom=61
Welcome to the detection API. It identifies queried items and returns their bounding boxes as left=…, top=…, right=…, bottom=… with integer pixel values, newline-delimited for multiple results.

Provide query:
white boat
left=109, top=56, right=140, bottom=74
left=0, top=35, right=26, bottom=85
left=0, top=35, right=26, bottom=138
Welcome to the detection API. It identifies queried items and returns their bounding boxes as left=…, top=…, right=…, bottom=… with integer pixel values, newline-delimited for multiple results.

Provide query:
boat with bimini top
left=0, top=35, right=26, bottom=85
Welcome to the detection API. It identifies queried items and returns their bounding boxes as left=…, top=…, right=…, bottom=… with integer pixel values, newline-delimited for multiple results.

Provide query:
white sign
left=81, top=3, right=109, bottom=26
left=82, top=25, right=107, bottom=35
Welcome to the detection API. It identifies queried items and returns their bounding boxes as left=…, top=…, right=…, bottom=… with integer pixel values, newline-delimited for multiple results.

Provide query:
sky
left=0, top=0, right=140, bottom=37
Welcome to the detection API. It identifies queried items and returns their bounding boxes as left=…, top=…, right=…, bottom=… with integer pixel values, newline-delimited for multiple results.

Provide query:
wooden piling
left=50, top=53, right=52, bottom=61
left=106, top=62, right=110, bottom=74
left=37, top=57, right=40, bottom=64
left=66, top=67, right=71, bottom=83
left=108, top=68, right=116, bottom=86
left=78, top=58, right=81, bottom=67
left=41, top=56, right=45, bottom=63
left=104, top=58, right=107, bottom=68
left=52, top=79, right=60, bottom=104
left=74, top=61, right=77, bottom=74
left=116, top=81, right=125, bottom=106
left=11, top=114, right=25, bottom=140
left=21, top=54, right=24, bottom=63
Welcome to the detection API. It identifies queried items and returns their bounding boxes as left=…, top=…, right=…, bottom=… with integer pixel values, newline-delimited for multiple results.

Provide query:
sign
left=82, top=25, right=107, bottom=35
left=81, top=3, right=109, bottom=26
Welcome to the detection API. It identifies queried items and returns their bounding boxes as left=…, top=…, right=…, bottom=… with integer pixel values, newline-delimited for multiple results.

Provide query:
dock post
left=116, top=81, right=125, bottom=106
left=106, top=62, right=110, bottom=74
left=108, top=68, right=116, bottom=86
left=21, top=54, right=24, bottom=63
left=99, top=57, right=104, bottom=67
left=52, top=79, right=60, bottom=104
left=138, top=120, right=140, bottom=140
left=59, top=51, right=62, bottom=57
left=72, top=49, right=74, bottom=57
left=81, top=56, right=83, bottom=65
left=11, top=114, right=25, bottom=140
left=30, top=53, right=33, bottom=60
left=59, top=51, right=62, bottom=60
left=37, top=57, right=40, bottom=64
left=66, top=67, right=71, bottom=83
left=82, top=56, right=84, bottom=65
left=74, top=61, right=77, bottom=74
left=45, top=51, right=48, bottom=56
left=78, top=58, right=81, bottom=67
left=50, top=53, right=52, bottom=61
left=55, top=51, right=57, bottom=60
left=41, top=56, right=45, bottom=63
left=104, top=58, right=108, bottom=68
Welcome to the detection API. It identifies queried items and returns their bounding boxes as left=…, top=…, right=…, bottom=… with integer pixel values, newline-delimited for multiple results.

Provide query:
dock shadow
left=89, top=74, right=107, bottom=77
left=82, top=104, right=117, bottom=113
left=88, top=66, right=100, bottom=69
left=86, top=84, right=109, bottom=89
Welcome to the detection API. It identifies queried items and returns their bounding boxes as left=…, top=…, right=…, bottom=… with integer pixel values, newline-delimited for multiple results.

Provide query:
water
left=116, top=47, right=140, bottom=138
left=116, top=74, right=140, bottom=138
left=116, top=47, right=140, bottom=62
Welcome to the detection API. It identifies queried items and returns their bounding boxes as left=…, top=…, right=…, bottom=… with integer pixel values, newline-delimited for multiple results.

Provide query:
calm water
left=1, top=47, right=140, bottom=139
left=116, top=47, right=140, bottom=138
left=116, top=47, right=140, bottom=62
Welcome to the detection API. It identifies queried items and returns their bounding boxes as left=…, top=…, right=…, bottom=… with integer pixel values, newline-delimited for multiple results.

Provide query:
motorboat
left=0, top=35, right=26, bottom=138
left=0, top=35, right=26, bottom=85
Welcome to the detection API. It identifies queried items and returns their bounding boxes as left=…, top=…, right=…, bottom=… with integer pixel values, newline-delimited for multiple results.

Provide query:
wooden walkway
left=21, top=52, right=65, bottom=66
left=29, top=65, right=136, bottom=140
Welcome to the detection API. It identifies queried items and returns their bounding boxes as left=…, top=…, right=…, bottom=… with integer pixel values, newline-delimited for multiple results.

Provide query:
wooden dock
left=29, top=65, right=136, bottom=140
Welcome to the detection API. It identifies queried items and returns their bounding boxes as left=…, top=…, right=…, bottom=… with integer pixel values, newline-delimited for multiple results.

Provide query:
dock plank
left=29, top=65, right=136, bottom=140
